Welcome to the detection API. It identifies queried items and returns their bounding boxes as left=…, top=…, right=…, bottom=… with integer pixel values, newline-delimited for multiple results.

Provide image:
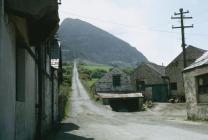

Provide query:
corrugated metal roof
left=97, top=93, right=143, bottom=99
left=184, top=51, right=208, bottom=70
left=50, top=39, right=60, bottom=59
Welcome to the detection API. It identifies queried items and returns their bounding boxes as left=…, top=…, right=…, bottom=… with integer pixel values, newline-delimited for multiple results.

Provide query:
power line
left=60, top=10, right=139, bottom=29
left=60, top=9, right=208, bottom=37
left=60, top=10, right=175, bottom=32
left=195, top=10, right=208, bottom=19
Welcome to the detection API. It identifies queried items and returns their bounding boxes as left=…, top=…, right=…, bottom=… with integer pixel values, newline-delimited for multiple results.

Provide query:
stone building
left=132, top=62, right=168, bottom=102
left=165, top=45, right=206, bottom=99
left=0, top=1, right=61, bottom=140
left=95, top=68, right=143, bottom=111
left=183, top=51, right=208, bottom=120
left=95, top=68, right=134, bottom=93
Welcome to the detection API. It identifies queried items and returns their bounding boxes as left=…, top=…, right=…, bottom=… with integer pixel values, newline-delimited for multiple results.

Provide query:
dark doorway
left=152, top=85, right=168, bottom=102
left=136, top=80, right=145, bottom=92
left=109, top=98, right=139, bottom=112
left=112, top=75, right=121, bottom=87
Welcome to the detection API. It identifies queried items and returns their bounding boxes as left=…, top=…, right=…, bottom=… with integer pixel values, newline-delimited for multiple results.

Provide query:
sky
left=59, top=0, right=208, bottom=65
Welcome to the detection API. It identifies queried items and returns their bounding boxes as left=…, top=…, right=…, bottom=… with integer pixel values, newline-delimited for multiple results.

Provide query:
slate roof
left=184, top=51, right=208, bottom=71
left=166, top=45, right=206, bottom=67
left=145, top=62, right=166, bottom=76
left=97, top=93, right=143, bottom=99
left=96, top=67, right=127, bottom=83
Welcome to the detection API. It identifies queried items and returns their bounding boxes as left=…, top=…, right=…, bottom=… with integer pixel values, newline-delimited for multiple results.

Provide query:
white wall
left=0, top=13, right=16, bottom=140
left=15, top=48, right=37, bottom=140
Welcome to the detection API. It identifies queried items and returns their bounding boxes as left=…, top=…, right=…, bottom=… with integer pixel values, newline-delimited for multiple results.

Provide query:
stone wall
left=166, top=46, right=205, bottom=97
left=95, top=68, right=134, bottom=92
left=183, top=66, right=208, bottom=120
left=166, top=59, right=184, bottom=96
left=132, top=63, right=165, bottom=99
left=132, top=63, right=164, bottom=85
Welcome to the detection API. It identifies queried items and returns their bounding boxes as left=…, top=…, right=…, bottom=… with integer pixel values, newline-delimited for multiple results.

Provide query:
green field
left=83, top=64, right=112, bottom=72
left=84, top=64, right=111, bottom=86
left=77, top=63, right=112, bottom=100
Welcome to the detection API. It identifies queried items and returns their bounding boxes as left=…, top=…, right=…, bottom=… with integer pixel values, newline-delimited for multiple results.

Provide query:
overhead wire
left=60, top=9, right=208, bottom=37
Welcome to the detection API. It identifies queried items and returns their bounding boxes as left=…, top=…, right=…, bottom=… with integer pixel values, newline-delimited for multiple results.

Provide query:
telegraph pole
left=171, top=8, right=193, bottom=68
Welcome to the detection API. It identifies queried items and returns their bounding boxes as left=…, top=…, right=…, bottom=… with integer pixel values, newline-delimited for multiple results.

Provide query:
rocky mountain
left=58, top=18, right=148, bottom=66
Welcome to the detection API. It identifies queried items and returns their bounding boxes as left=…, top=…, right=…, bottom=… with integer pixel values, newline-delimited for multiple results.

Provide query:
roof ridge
left=166, top=46, right=206, bottom=67
left=184, top=51, right=208, bottom=71
left=145, top=63, right=165, bottom=76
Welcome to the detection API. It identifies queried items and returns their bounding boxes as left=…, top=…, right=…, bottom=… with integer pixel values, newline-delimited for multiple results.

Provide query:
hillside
left=58, top=18, right=148, bottom=66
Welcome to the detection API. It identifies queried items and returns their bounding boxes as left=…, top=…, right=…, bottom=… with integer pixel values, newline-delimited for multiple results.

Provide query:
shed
left=132, top=62, right=168, bottom=102
left=183, top=51, right=208, bottom=120
left=94, top=68, right=143, bottom=111
left=95, top=67, right=134, bottom=93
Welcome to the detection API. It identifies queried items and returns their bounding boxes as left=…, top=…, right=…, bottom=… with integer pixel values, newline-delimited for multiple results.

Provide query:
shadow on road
left=48, top=123, right=94, bottom=140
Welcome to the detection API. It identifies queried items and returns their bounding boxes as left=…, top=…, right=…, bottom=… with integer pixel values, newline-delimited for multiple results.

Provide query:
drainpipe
left=36, top=46, right=43, bottom=140
left=51, top=67, right=54, bottom=128
left=58, top=44, right=63, bottom=87
left=0, top=0, right=3, bottom=41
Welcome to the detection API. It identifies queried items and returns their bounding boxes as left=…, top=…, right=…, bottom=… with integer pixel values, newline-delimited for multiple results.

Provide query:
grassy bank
left=59, top=62, right=73, bottom=119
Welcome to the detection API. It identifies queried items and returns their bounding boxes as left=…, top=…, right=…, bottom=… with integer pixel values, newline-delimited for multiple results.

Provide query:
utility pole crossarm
left=172, top=24, right=194, bottom=29
left=172, top=26, right=182, bottom=29
left=171, top=16, right=180, bottom=19
left=183, top=17, right=193, bottom=19
left=171, top=16, right=192, bottom=19
left=174, top=10, right=189, bottom=15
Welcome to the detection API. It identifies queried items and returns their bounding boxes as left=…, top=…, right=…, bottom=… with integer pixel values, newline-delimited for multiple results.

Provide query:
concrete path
left=53, top=62, right=208, bottom=140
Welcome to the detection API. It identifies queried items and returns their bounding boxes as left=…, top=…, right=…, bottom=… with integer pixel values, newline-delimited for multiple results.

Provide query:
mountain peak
left=58, top=18, right=148, bottom=66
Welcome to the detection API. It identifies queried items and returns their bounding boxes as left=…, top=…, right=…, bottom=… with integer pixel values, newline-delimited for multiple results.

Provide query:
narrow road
left=53, top=63, right=208, bottom=140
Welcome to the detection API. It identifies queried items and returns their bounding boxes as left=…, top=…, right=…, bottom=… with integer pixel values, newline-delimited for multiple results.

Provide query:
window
left=170, top=83, right=177, bottom=90
left=197, top=74, right=208, bottom=103
left=198, top=74, right=208, bottom=95
left=136, top=80, right=145, bottom=91
left=16, top=44, right=26, bottom=102
left=113, top=75, right=121, bottom=87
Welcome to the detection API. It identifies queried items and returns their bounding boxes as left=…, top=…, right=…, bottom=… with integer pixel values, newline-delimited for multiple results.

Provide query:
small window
left=136, top=80, right=145, bottom=91
left=170, top=83, right=177, bottom=90
left=198, top=74, right=208, bottom=95
left=16, top=44, right=26, bottom=102
left=113, top=75, right=121, bottom=87
left=197, top=74, right=208, bottom=103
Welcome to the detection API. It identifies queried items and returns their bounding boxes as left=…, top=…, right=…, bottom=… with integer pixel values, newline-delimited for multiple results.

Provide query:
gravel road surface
left=53, top=63, right=208, bottom=140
